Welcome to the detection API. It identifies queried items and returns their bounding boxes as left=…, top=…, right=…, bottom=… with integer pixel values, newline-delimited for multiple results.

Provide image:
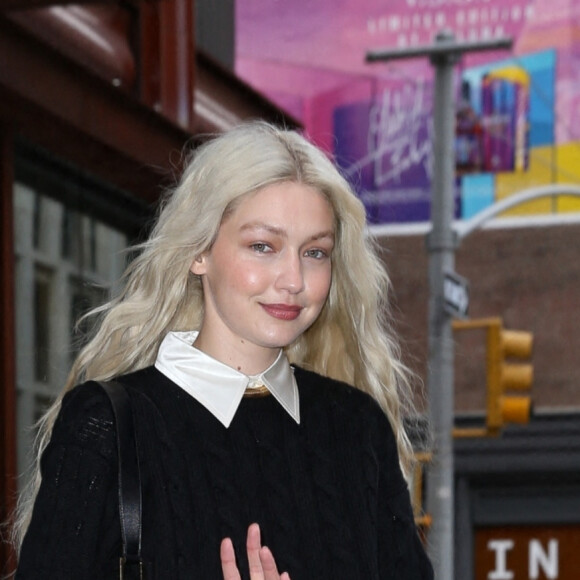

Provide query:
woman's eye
left=305, top=248, right=328, bottom=259
left=250, top=243, right=271, bottom=253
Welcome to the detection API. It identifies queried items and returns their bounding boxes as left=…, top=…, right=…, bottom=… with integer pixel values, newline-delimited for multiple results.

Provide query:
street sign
left=444, top=271, right=469, bottom=318
left=476, top=525, right=580, bottom=580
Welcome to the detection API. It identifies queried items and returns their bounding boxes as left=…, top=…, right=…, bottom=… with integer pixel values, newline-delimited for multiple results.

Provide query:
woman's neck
left=192, top=332, right=280, bottom=376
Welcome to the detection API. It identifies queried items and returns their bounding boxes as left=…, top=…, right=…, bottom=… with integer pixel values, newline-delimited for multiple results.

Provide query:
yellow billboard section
left=495, top=142, right=580, bottom=216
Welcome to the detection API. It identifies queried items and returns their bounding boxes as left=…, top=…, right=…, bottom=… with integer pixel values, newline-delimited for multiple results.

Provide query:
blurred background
left=1, top=0, right=579, bottom=577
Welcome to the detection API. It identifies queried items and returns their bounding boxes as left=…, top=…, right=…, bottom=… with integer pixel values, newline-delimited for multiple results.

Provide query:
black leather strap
left=98, top=380, right=143, bottom=574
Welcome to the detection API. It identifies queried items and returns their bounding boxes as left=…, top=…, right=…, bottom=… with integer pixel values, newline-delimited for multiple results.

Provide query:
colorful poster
left=236, top=0, right=580, bottom=224
left=333, top=78, right=435, bottom=223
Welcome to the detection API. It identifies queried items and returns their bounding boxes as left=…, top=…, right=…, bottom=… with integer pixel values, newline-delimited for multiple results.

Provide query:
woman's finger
left=221, top=537, right=242, bottom=580
left=259, top=545, right=286, bottom=580
left=224, top=524, right=290, bottom=580
left=246, top=523, right=265, bottom=578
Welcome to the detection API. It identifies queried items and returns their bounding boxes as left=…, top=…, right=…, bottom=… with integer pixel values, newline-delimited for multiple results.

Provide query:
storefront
left=455, top=415, right=580, bottom=580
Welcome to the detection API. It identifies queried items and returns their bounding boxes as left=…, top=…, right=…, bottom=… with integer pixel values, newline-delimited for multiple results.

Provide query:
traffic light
left=411, top=451, right=432, bottom=534
left=486, top=318, right=533, bottom=434
left=452, top=317, right=533, bottom=437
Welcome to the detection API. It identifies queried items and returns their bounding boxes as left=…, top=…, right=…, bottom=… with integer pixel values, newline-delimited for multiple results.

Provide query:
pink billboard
left=236, top=0, right=580, bottom=223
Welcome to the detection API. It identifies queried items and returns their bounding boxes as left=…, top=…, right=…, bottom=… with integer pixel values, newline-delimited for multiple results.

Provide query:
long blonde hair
left=13, top=121, right=416, bottom=549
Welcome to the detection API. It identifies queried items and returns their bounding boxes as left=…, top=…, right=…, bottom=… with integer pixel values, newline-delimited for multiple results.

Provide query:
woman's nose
left=275, top=253, right=305, bottom=293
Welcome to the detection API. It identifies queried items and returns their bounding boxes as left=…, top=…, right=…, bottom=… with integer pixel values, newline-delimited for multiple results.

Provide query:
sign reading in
left=476, top=525, right=580, bottom=580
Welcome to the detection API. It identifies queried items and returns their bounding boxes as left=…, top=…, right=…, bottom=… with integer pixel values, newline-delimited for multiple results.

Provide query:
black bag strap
left=98, top=380, right=145, bottom=579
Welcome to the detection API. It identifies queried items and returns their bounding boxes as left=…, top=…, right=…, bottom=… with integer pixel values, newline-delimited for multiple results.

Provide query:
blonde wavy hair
left=13, top=120, right=416, bottom=550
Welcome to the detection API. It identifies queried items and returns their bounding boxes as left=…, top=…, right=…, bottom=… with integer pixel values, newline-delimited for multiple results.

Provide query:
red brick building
left=379, top=219, right=580, bottom=579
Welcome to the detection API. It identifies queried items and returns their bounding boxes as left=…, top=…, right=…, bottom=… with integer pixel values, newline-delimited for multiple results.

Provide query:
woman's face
left=191, top=181, right=335, bottom=373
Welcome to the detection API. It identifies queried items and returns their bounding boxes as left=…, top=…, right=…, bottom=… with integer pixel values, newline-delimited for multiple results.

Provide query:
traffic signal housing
left=486, top=318, right=533, bottom=434
left=452, top=317, right=534, bottom=436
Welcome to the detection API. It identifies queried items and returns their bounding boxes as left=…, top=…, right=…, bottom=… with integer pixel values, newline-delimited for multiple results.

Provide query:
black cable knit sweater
left=16, top=365, right=433, bottom=579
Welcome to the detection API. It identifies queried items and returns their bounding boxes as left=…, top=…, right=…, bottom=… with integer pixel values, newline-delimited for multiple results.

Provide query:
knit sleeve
left=16, top=382, right=121, bottom=579
left=374, top=410, right=434, bottom=580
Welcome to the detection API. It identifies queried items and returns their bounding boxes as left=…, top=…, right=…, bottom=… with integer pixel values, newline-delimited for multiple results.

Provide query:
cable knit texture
left=16, top=366, right=433, bottom=579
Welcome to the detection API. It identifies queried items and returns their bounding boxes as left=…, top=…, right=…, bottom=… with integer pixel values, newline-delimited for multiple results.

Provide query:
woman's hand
left=221, top=523, right=291, bottom=580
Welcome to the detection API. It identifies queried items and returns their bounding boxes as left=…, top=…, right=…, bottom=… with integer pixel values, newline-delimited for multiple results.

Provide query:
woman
left=13, top=121, right=433, bottom=579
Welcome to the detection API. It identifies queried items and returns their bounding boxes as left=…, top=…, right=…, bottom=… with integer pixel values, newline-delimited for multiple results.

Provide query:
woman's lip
left=260, top=303, right=303, bottom=321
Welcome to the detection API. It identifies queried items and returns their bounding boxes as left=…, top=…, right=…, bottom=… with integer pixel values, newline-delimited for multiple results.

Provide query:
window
left=33, top=266, right=52, bottom=383
left=12, top=149, right=140, bottom=481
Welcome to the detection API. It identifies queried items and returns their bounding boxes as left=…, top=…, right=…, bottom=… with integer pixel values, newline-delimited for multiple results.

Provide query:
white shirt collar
left=154, top=331, right=300, bottom=428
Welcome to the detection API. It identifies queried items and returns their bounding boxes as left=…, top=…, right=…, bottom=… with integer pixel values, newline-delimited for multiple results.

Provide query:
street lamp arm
left=366, top=36, right=512, bottom=63
left=455, top=184, right=580, bottom=241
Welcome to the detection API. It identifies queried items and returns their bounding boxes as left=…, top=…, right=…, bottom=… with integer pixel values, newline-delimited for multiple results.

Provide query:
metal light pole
left=366, top=32, right=512, bottom=579
left=425, top=31, right=458, bottom=580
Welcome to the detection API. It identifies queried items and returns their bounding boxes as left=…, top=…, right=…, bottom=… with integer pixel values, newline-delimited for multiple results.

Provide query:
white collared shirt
left=154, top=331, right=300, bottom=428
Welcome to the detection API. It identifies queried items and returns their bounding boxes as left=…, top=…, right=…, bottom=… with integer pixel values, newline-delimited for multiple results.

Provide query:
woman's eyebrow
left=240, top=222, right=286, bottom=237
left=309, top=230, right=335, bottom=243
left=240, top=222, right=334, bottom=243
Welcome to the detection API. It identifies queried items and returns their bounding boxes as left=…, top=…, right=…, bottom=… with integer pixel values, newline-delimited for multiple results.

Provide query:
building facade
left=380, top=222, right=580, bottom=579
left=0, top=1, right=299, bottom=572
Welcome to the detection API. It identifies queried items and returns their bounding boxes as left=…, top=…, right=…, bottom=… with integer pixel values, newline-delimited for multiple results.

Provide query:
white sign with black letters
left=444, top=271, right=469, bottom=318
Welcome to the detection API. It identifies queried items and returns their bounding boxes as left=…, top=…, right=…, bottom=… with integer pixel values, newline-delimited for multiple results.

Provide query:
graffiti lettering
left=368, top=82, right=432, bottom=186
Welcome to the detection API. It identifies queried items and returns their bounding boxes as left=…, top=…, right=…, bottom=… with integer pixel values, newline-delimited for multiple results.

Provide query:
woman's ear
left=190, top=254, right=207, bottom=275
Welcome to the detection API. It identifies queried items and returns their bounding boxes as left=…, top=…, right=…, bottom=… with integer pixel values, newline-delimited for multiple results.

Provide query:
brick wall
left=377, top=222, right=580, bottom=415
